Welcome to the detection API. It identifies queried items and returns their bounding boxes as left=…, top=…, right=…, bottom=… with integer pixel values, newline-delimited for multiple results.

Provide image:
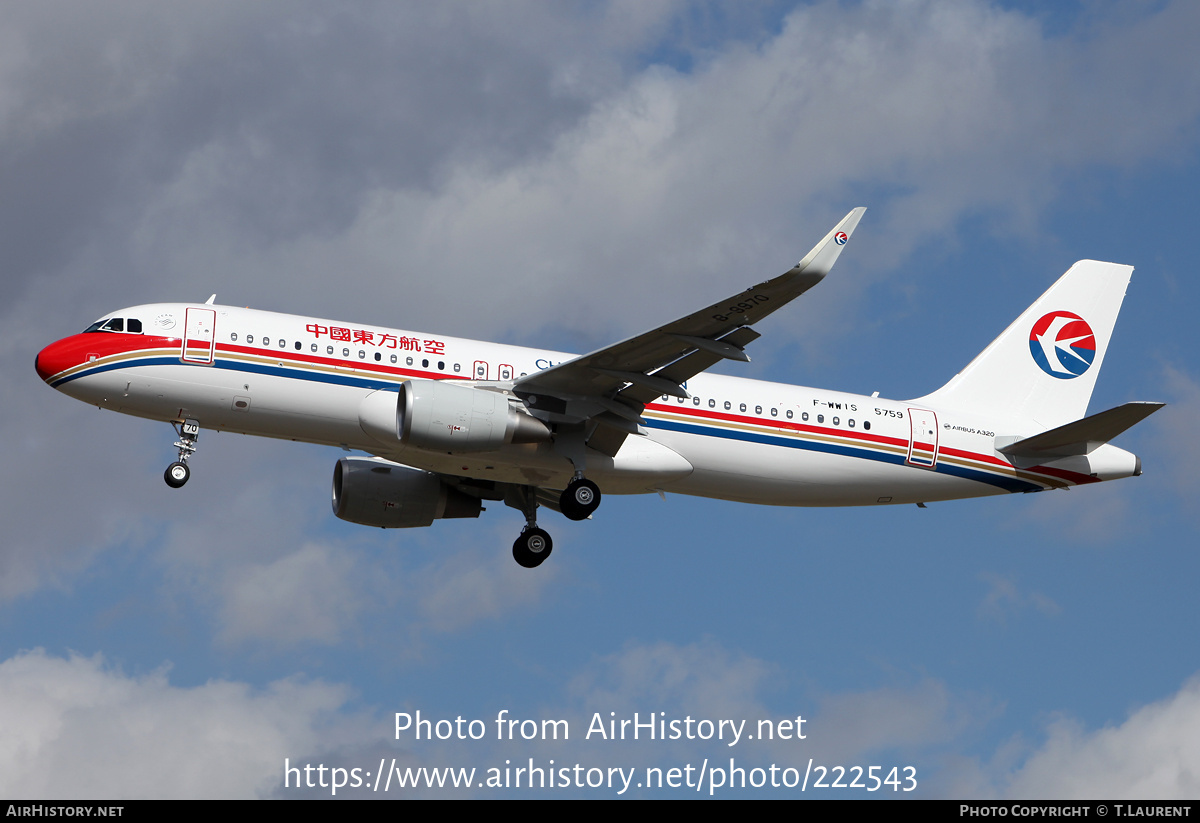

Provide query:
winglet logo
left=834, top=231, right=848, bottom=246
left=1029, top=311, right=1096, bottom=379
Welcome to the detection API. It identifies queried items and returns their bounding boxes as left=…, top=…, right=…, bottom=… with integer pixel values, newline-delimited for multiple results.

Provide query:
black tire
left=512, top=528, right=553, bottom=568
left=559, top=478, right=601, bottom=521
left=164, top=462, right=190, bottom=488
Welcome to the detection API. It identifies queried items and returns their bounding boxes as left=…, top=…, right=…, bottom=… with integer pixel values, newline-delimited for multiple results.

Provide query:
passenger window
left=739, top=403, right=746, bottom=412
left=802, top=412, right=809, bottom=421
left=247, top=335, right=254, bottom=344
left=358, top=350, right=366, bottom=359
left=438, top=361, right=445, bottom=370
left=390, top=354, right=397, bottom=364
left=724, top=401, right=731, bottom=410
left=755, top=406, right=762, bottom=415
left=849, top=419, right=856, bottom=428
left=817, top=414, right=824, bottom=423
left=279, top=339, right=286, bottom=348
left=294, top=341, right=302, bottom=351
left=343, top=348, right=350, bottom=357
left=771, top=408, right=778, bottom=417
left=326, top=346, right=334, bottom=355
left=693, top=397, right=701, bottom=406
left=311, top=343, right=317, bottom=353
left=263, top=337, right=270, bottom=346
left=374, top=352, right=381, bottom=361
left=708, top=399, right=716, bottom=408
left=230, top=333, right=238, bottom=342
left=453, top=363, right=460, bottom=372
left=422, top=359, right=429, bottom=368
left=833, top=416, right=839, bottom=425
left=406, top=357, right=413, bottom=366
left=786, top=409, right=793, bottom=419
left=863, top=421, right=871, bottom=431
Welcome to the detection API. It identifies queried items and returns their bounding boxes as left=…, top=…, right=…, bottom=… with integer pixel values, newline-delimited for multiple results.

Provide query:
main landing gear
left=507, top=486, right=553, bottom=568
left=164, top=419, right=200, bottom=488
left=559, top=477, right=601, bottom=521
left=505, top=476, right=603, bottom=568
left=513, top=526, right=553, bottom=569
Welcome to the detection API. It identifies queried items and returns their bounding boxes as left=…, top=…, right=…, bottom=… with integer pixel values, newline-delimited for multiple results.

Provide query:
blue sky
left=3, top=0, right=1199, bottom=798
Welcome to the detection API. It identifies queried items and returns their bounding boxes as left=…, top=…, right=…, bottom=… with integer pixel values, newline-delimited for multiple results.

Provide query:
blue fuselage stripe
left=644, top=417, right=1041, bottom=494
left=56, top=353, right=1042, bottom=493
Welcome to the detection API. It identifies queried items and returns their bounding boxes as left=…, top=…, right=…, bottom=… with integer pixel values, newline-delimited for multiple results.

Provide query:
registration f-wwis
left=35, top=209, right=1162, bottom=567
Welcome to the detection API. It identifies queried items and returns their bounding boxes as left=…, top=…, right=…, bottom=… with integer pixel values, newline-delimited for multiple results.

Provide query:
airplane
left=34, top=208, right=1163, bottom=568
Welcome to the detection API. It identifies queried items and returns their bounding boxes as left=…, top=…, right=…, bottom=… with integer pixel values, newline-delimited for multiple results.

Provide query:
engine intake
left=332, top=457, right=481, bottom=528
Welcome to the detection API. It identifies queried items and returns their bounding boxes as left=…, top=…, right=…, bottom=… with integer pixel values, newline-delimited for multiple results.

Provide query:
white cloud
left=415, top=535, right=558, bottom=634
left=125, top=0, right=1200, bottom=349
left=810, top=679, right=984, bottom=766
left=0, top=649, right=362, bottom=799
left=217, top=542, right=361, bottom=646
left=984, top=677, right=1200, bottom=799
left=561, top=639, right=985, bottom=771
left=13, top=638, right=1195, bottom=799
left=1155, top=366, right=1200, bottom=501
left=978, top=572, right=1062, bottom=623
left=567, top=639, right=772, bottom=720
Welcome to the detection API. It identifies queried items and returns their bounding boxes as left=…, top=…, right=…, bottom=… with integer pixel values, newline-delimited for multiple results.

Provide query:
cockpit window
left=82, top=317, right=142, bottom=334
left=84, top=318, right=125, bottom=333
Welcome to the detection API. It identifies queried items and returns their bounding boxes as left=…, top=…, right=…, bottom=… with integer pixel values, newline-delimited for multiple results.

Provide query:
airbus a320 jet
left=35, top=209, right=1162, bottom=567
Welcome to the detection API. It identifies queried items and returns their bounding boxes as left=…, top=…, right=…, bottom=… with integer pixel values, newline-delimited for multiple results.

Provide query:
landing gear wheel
left=513, top=528, right=553, bottom=568
left=165, top=419, right=199, bottom=489
left=164, top=461, right=190, bottom=488
left=559, top=478, right=601, bottom=521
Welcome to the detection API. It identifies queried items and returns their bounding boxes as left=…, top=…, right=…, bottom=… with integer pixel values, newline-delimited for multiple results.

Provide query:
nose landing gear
left=164, top=419, right=200, bottom=488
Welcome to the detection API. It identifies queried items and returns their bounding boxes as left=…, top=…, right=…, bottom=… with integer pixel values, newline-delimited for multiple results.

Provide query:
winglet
left=793, top=207, right=866, bottom=278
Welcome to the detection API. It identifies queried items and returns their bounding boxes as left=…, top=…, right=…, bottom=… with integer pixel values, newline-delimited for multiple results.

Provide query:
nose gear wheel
left=164, top=419, right=200, bottom=488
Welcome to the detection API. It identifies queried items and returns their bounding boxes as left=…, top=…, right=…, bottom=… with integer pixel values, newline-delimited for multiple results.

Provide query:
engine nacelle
left=332, top=457, right=481, bottom=528
left=394, top=379, right=550, bottom=453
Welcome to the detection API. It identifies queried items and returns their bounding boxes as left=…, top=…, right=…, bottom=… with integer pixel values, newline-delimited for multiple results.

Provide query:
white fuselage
left=39, top=302, right=1137, bottom=506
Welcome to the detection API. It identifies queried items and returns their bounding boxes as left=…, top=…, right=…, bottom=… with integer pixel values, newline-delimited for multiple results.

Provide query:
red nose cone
left=36, top=336, right=86, bottom=383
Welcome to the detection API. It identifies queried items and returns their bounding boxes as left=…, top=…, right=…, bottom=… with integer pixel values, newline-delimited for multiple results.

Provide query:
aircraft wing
left=513, top=207, right=866, bottom=454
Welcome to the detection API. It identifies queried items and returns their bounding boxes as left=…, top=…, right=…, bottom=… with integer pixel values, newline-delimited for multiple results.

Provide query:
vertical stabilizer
left=914, top=260, right=1133, bottom=430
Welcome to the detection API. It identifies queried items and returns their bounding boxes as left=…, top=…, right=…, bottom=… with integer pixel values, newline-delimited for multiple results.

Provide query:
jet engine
left=358, top=380, right=550, bottom=453
left=332, top=457, right=481, bottom=528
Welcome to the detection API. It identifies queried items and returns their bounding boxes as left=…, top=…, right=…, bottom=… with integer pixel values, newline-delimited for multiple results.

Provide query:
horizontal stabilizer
left=998, top=401, right=1164, bottom=459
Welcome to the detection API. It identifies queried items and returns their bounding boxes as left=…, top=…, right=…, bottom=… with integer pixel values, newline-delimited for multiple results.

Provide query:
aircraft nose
left=36, top=337, right=79, bottom=383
